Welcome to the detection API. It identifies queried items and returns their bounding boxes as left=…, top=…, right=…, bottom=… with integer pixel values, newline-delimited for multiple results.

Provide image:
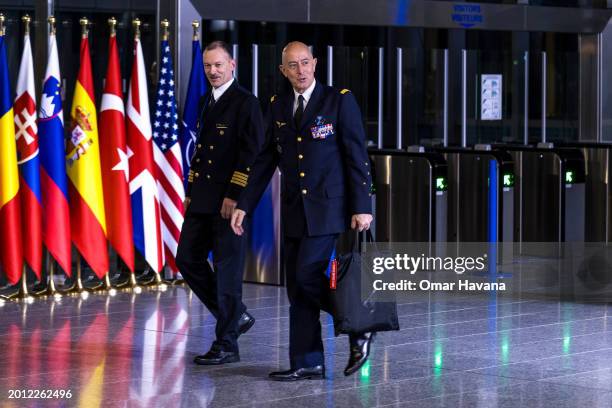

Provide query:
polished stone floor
left=1, top=284, right=612, bottom=407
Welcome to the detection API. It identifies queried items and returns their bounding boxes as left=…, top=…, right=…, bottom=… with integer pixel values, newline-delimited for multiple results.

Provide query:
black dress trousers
left=283, top=232, right=338, bottom=369
left=176, top=209, right=249, bottom=353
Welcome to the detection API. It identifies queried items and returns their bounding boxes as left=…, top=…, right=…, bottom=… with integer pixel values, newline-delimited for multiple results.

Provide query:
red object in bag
left=330, top=259, right=338, bottom=289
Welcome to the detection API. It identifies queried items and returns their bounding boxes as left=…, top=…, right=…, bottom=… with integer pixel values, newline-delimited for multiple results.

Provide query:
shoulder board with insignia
left=270, top=95, right=277, bottom=102
left=340, top=89, right=351, bottom=95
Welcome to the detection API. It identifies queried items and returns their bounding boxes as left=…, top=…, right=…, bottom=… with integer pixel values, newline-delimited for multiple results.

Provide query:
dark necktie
left=209, top=93, right=216, bottom=108
left=294, top=95, right=304, bottom=127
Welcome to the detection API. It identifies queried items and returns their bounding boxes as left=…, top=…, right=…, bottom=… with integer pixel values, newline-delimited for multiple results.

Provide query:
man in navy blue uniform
left=231, top=41, right=374, bottom=380
left=176, top=41, right=264, bottom=365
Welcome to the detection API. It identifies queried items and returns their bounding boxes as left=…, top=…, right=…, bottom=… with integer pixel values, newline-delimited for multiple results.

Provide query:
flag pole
left=131, top=18, right=153, bottom=289
left=104, top=16, right=132, bottom=291
left=130, top=18, right=155, bottom=288
left=72, top=16, right=109, bottom=293
left=159, top=18, right=183, bottom=287
left=131, top=17, right=163, bottom=289
left=46, top=253, right=59, bottom=296
left=1, top=15, right=35, bottom=303
left=100, top=17, right=118, bottom=294
left=23, top=14, right=47, bottom=299
left=156, top=18, right=170, bottom=289
left=17, top=16, right=35, bottom=302
left=193, top=20, right=200, bottom=41
left=0, top=14, right=15, bottom=301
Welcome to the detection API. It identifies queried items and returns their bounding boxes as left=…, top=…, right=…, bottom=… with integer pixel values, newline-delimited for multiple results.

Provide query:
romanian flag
left=0, top=34, right=23, bottom=284
left=66, top=33, right=109, bottom=278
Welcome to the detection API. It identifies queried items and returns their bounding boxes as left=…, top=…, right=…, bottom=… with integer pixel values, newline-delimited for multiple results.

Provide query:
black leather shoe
left=344, top=332, right=375, bottom=376
left=193, top=349, right=240, bottom=365
left=238, top=312, right=255, bottom=335
left=269, top=365, right=325, bottom=381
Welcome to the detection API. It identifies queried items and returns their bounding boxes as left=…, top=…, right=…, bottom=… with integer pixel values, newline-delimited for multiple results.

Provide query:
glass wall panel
left=399, top=48, right=447, bottom=147
left=331, top=46, right=378, bottom=145
left=256, top=44, right=284, bottom=109
left=545, top=51, right=579, bottom=144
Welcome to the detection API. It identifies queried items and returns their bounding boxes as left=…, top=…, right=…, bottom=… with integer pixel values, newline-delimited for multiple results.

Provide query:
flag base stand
left=161, top=268, right=185, bottom=286
left=151, top=272, right=168, bottom=291
left=0, top=268, right=35, bottom=302
left=136, top=268, right=156, bottom=285
left=39, top=264, right=63, bottom=299
left=162, top=278, right=185, bottom=286
left=110, top=270, right=131, bottom=288
left=136, top=269, right=167, bottom=290
left=120, top=271, right=144, bottom=294
left=80, top=274, right=112, bottom=293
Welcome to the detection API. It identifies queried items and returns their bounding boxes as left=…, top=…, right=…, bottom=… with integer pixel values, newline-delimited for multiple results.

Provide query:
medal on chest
left=310, top=116, right=334, bottom=139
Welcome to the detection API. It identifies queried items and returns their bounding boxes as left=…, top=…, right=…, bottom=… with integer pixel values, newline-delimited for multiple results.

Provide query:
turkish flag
left=99, top=34, right=134, bottom=271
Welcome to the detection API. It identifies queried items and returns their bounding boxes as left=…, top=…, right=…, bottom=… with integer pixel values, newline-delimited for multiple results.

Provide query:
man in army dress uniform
left=231, top=41, right=374, bottom=380
left=176, top=41, right=265, bottom=365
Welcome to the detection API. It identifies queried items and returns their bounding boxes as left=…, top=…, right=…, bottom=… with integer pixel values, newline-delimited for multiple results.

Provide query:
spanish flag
left=66, top=25, right=108, bottom=278
left=0, top=33, right=23, bottom=284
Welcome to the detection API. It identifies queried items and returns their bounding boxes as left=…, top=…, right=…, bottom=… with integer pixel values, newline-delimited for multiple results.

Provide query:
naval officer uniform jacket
left=176, top=79, right=265, bottom=353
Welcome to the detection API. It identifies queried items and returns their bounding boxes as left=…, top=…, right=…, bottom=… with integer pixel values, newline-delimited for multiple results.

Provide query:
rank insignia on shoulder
left=270, top=95, right=277, bottom=102
left=340, top=89, right=351, bottom=94
left=276, top=121, right=286, bottom=128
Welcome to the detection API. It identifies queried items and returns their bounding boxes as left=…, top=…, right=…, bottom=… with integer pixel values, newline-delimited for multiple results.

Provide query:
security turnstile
left=369, top=149, right=448, bottom=243
left=560, top=143, right=611, bottom=243
left=434, top=147, right=515, bottom=243
left=500, top=146, right=586, bottom=243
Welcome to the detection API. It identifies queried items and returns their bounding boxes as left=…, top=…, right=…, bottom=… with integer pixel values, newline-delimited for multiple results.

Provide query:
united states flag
left=153, top=40, right=185, bottom=274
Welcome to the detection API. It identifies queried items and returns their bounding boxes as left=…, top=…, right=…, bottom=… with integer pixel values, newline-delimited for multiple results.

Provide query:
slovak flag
left=14, top=29, right=42, bottom=278
left=127, top=35, right=164, bottom=273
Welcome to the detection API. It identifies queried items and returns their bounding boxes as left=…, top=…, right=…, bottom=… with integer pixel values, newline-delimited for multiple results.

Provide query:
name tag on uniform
left=216, top=123, right=228, bottom=129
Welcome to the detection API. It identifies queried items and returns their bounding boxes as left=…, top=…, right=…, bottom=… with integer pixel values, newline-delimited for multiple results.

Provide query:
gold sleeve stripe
left=231, top=175, right=248, bottom=183
left=340, top=89, right=350, bottom=94
left=230, top=178, right=247, bottom=187
left=232, top=171, right=249, bottom=180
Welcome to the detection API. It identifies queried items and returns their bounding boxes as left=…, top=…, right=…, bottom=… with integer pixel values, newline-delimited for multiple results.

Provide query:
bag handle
left=352, top=229, right=376, bottom=253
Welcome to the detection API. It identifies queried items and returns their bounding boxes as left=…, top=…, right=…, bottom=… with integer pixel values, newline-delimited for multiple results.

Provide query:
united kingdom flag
left=152, top=40, right=185, bottom=274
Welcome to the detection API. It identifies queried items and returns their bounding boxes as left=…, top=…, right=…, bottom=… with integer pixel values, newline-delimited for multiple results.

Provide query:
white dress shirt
left=212, top=77, right=235, bottom=102
left=292, top=79, right=316, bottom=114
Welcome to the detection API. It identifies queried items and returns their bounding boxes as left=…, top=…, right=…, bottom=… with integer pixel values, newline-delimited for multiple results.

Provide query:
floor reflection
left=0, top=286, right=612, bottom=407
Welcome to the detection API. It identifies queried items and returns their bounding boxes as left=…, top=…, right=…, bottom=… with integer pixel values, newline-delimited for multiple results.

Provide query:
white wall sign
left=481, top=74, right=502, bottom=121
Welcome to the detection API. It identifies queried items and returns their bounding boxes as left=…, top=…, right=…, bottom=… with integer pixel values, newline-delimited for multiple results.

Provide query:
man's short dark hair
left=205, top=41, right=233, bottom=59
